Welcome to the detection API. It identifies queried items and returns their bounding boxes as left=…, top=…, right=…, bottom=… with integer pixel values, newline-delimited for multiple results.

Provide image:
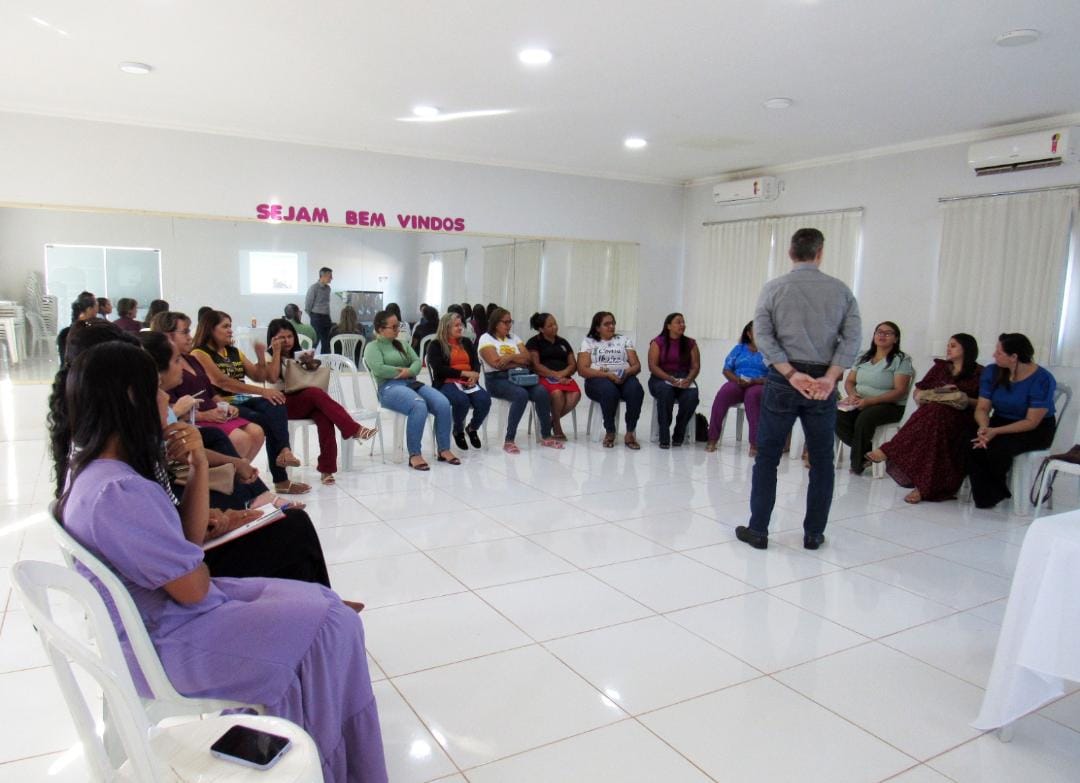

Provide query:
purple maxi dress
left=63, top=459, right=388, bottom=783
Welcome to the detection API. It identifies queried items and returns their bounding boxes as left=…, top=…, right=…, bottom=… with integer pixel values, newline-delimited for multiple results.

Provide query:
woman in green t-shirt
left=836, top=320, right=914, bottom=474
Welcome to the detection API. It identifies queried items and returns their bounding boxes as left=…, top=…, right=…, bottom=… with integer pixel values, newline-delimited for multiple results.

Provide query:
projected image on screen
left=248, top=251, right=300, bottom=294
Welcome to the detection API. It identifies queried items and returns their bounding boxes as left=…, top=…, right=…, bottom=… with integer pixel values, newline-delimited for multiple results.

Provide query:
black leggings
left=836, top=404, right=904, bottom=472
left=967, top=415, right=1056, bottom=508
left=202, top=508, right=331, bottom=587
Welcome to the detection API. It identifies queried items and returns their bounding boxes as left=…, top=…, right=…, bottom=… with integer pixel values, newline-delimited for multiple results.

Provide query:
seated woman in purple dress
left=866, top=333, right=983, bottom=503
left=57, top=341, right=388, bottom=783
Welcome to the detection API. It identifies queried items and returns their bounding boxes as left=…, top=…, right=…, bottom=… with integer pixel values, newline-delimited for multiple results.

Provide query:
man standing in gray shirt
left=735, top=228, right=861, bottom=551
left=305, top=266, right=333, bottom=354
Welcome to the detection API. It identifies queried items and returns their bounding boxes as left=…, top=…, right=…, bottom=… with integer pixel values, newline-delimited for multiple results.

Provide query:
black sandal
left=409, top=455, right=430, bottom=471
left=437, top=450, right=462, bottom=465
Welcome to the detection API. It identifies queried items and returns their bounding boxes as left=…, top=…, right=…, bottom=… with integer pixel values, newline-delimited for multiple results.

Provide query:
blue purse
left=508, top=368, right=538, bottom=387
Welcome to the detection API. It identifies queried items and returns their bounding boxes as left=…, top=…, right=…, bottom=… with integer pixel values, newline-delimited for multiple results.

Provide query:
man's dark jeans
left=749, top=368, right=837, bottom=539
left=310, top=312, right=332, bottom=354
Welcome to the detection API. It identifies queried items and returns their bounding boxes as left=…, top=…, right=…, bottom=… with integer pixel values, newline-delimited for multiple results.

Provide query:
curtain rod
left=703, top=206, right=863, bottom=227
left=938, top=183, right=1080, bottom=203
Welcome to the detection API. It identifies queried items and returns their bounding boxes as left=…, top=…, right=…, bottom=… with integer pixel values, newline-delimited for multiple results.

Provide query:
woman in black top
left=410, top=304, right=440, bottom=352
left=57, top=291, right=99, bottom=360
left=525, top=312, right=581, bottom=440
left=427, top=312, right=490, bottom=450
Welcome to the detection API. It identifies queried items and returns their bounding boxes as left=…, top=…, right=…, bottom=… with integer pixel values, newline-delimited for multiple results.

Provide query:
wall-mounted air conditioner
left=968, top=127, right=1078, bottom=176
left=712, top=176, right=781, bottom=205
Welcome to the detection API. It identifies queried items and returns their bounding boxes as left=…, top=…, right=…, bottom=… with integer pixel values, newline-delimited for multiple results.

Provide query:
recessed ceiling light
left=398, top=109, right=514, bottom=123
left=763, top=97, right=793, bottom=109
left=624, top=137, right=648, bottom=150
left=118, top=61, right=153, bottom=75
left=995, top=29, right=1040, bottom=47
left=412, top=105, right=440, bottom=118
left=518, top=48, right=553, bottom=66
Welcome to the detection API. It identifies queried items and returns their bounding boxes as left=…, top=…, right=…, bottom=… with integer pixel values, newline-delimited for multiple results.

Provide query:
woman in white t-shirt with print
left=478, top=307, right=564, bottom=454
left=578, top=310, right=645, bottom=449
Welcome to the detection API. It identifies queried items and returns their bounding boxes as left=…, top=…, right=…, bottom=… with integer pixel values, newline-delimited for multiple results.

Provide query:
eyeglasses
left=874, top=329, right=896, bottom=337
left=380, top=324, right=400, bottom=331
left=499, top=319, right=513, bottom=325
left=601, top=321, right=616, bottom=327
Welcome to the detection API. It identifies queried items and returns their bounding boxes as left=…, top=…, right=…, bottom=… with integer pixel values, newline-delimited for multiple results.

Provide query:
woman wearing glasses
left=478, top=307, right=563, bottom=453
left=363, top=309, right=457, bottom=470
left=578, top=311, right=645, bottom=449
left=835, top=321, right=914, bottom=474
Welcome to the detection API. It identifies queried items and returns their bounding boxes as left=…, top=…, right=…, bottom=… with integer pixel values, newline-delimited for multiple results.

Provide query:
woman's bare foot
left=253, top=491, right=307, bottom=511
left=866, top=448, right=886, bottom=464
left=343, top=599, right=365, bottom=613
left=705, top=440, right=718, bottom=453
left=904, top=488, right=922, bottom=504
left=275, top=448, right=302, bottom=468
left=748, top=445, right=758, bottom=457
left=353, top=424, right=378, bottom=441
left=320, top=473, right=336, bottom=485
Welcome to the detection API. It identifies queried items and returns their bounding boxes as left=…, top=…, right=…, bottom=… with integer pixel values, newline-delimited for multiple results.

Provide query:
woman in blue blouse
left=707, top=321, right=768, bottom=454
left=968, top=333, right=1057, bottom=508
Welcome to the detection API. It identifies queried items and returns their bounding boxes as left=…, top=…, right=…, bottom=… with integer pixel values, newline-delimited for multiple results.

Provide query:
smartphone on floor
left=210, top=724, right=292, bottom=770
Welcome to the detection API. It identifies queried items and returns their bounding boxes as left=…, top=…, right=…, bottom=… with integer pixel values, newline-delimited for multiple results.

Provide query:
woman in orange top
left=427, top=313, right=491, bottom=450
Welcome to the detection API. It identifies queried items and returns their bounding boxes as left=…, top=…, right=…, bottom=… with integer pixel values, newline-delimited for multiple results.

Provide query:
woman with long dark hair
left=427, top=312, right=490, bottom=449
left=192, top=310, right=309, bottom=494
left=143, top=298, right=169, bottom=328
left=55, top=341, right=388, bottom=783
left=578, top=310, right=644, bottom=449
left=866, top=334, right=983, bottom=503
left=647, top=312, right=700, bottom=449
left=264, top=318, right=376, bottom=485
left=363, top=309, right=457, bottom=470
left=706, top=320, right=768, bottom=454
left=967, top=333, right=1057, bottom=508
left=56, top=291, right=98, bottom=360
left=835, top=320, right=914, bottom=474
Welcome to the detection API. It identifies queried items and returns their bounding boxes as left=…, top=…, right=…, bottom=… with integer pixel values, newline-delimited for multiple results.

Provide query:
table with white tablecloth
left=973, top=510, right=1080, bottom=731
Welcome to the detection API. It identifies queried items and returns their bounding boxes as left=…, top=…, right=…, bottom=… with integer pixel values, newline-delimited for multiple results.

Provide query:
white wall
left=0, top=207, right=418, bottom=327
left=683, top=142, right=1080, bottom=446
left=0, top=111, right=685, bottom=336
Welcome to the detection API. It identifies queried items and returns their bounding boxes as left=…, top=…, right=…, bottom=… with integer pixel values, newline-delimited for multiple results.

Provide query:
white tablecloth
left=973, top=510, right=1080, bottom=730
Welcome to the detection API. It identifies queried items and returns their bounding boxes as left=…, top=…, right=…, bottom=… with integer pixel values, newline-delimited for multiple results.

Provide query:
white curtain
left=482, top=243, right=512, bottom=305
left=769, top=209, right=862, bottom=290
left=508, top=240, right=542, bottom=320
left=440, top=249, right=467, bottom=307
left=417, top=253, right=430, bottom=308
left=686, top=209, right=862, bottom=340
left=1056, top=210, right=1080, bottom=367
left=931, top=188, right=1077, bottom=364
left=542, top=241, right=639, bottom=332
left=686, top=220, right=773, bottom=341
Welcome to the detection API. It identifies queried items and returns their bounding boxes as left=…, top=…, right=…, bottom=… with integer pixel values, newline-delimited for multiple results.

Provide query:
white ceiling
left=2, top=0, right=1079, bottom=185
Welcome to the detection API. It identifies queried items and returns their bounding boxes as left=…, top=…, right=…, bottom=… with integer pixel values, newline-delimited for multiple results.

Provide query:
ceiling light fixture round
left=518, top=48, right=553, bottom=65
left=995, top=29, right=1040, bottom=47
left=763, top=97, right=793, bottom=109
left=118, top=61, right=153, bottom=75
left=412, top=105, right=440, bottom=118
left=624, top=137, right=648, bottom=150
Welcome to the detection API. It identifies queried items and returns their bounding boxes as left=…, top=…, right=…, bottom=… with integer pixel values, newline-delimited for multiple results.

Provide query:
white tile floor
left=2, top=371, right=1080, bottom=781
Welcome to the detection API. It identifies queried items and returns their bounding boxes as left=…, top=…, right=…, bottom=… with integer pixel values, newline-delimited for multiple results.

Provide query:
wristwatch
left=783, top=368, right=796, bottom=380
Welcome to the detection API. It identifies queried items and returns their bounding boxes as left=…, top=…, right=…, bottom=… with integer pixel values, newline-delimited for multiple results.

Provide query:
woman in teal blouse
left=836, top=320, right=913, bottom=474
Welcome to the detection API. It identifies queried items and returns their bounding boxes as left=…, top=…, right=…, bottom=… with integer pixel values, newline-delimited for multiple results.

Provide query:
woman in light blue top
left=363, top=309, right=457, bottom=471
left=836, top=320, right=914, bottom=474
left=968, top=332, right=1056, bottom=508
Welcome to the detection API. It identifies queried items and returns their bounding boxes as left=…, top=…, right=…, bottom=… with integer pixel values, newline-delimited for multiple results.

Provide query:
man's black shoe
left=804, top=533, right=825, bottom=550
left=735, top=525, right=768, bottom=550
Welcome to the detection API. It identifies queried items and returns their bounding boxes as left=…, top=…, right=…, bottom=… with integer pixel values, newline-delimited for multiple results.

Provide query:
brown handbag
left=282, top=357, right=330, bottom=394
left=919, top=388, right=969, bottom=409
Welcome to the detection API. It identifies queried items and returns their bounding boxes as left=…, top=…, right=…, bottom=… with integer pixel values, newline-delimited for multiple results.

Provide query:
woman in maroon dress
left=866, top=333, right=982, bottom=503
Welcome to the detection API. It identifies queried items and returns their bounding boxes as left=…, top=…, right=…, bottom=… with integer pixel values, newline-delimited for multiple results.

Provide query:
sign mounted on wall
left=255, top=203, right=466, bottom=232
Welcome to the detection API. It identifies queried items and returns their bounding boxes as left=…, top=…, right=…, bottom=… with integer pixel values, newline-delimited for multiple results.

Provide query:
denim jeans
left=236, top=396, right=292, bottom=483
left=749, top=368, right=837, bottom=538
left=378, top=379, right=452, bottom=456
left=485, top=375, right=554, bottom=441
left=438, top=382, right=492, bottom=433
left=584, top=376, right=644, bottom=434
left=647, top=376, right=699, bottom=444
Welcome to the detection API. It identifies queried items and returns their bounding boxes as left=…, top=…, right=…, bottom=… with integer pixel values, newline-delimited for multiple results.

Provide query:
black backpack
left=694, top=413, right=709, bottom=442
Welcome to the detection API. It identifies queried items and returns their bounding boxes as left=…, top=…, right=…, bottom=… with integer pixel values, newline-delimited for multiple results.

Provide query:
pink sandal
left=503, top=442, right=521, bottom=454
left=540, top=438, right=565, bottom=449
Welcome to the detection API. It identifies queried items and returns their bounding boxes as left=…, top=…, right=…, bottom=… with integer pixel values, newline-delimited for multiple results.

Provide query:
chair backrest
left=26, top=309, right=51, bottom=341
left=418, top=334, right=436, bottom=369
left=361, top=358, right=384, bottom=404
left=297, top=333, right=314, bottom=351
left=316, top=353, right=363, bottom=411
left=1051, top=382, right=1073, bottom=447
left=330, top=333, right=364, bottom=362
left=50, top=512, right=253, bottom=723
left=12, top=560, right=166, bottom=781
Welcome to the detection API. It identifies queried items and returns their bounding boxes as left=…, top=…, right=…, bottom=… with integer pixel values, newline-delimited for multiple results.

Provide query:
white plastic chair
left=316, top=354, right=380, bottom=470
left=26, top=309, right=54, bottom=358
left=1009, top=382, right=1072, bottom=516
left=12, top=560, right=323, bottom=783
left=584, top=398, right=622, bottom=442
left=329, top=333, right=364, bottom=365
left=362, top=359, right=436, bottom=462
left=50, top=516, right=261, bottom=726
left=297, top=333, right=314, bottom=352
left=648, top=381, right=700, bottom=445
